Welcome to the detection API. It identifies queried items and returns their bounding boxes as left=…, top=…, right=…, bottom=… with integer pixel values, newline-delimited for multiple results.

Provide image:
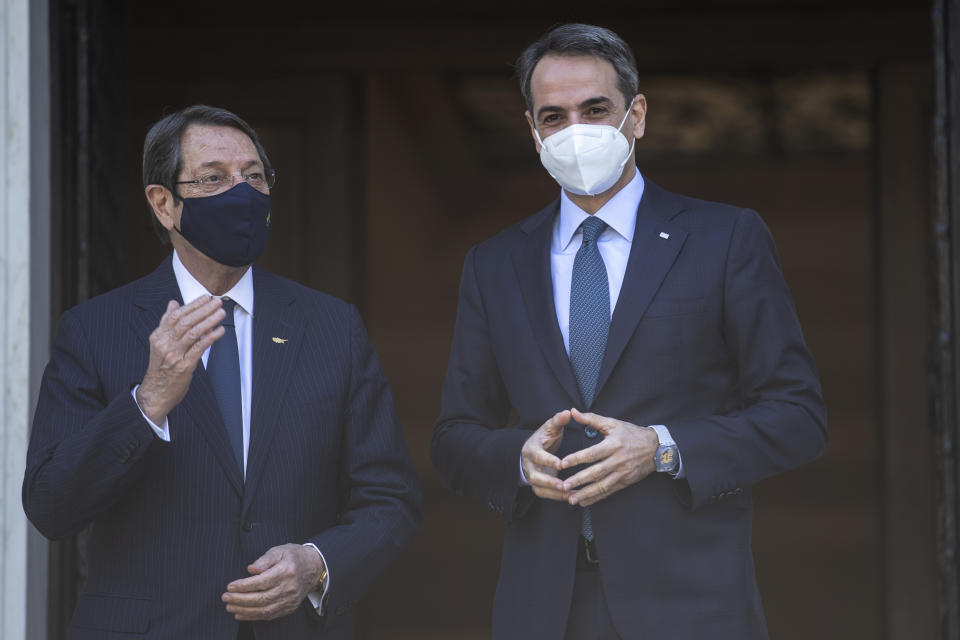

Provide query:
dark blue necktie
left=569, top=216, right=610, bottom=542
left=207, top=297, right=244, bottom=474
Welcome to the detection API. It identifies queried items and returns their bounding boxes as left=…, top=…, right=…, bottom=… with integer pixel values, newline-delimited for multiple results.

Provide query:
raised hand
left=135, top=296, right=225, bottom=424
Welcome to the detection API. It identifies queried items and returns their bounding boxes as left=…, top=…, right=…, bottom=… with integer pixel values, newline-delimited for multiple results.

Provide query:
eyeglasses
left=176, top=170, right=277, bottom=195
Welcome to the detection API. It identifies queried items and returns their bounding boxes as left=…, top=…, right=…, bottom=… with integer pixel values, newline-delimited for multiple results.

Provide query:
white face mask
left=534, top=102, right=636, bottom=196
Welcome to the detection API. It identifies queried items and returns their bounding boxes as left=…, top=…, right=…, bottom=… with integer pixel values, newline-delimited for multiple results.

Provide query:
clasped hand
left=520, top=408, right=659, bottom=507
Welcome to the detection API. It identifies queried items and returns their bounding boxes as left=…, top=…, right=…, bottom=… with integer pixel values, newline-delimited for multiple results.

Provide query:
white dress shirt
left=132, top=250, right=329, bottom=610
left=521, top=169, right=683, bottom=483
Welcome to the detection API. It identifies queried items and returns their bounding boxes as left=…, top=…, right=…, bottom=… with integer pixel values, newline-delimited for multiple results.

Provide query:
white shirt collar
left=556, top=168, right=644, bottom=251
left=171, top=250, right=254, bottom=316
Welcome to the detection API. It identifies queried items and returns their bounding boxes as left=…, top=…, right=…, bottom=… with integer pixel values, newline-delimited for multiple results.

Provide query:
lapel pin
left=659, top=232, right=670, bottom=240
left=272, top=337, right=288, bottom=344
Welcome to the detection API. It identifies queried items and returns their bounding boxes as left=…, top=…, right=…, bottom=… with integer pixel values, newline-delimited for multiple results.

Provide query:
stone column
left=1, top=0, right=51, bottom=638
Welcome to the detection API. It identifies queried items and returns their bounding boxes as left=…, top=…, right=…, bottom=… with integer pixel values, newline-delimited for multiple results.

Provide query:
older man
left=24, top=105, right=420, bottom=639
left=432, top=24, right=826, bottom=640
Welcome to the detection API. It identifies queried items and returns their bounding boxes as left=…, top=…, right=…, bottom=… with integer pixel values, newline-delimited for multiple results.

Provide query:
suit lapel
left=131, top=255, right=182, bottom=350
left=132, top=255, right=244, bottom=496
left=242, top=266, right=302, bottom=513
left=594, top=182, right=688, bottom=397
left=512, top=201, right=584, bottom=407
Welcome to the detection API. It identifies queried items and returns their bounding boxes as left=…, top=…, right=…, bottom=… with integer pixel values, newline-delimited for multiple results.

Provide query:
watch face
left=656, top=445, right=678, bottom=472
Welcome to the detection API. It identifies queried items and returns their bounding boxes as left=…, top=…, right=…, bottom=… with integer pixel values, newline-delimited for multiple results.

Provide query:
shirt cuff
left=518, top=457, right=531, bottom=487
left=303, top=543, right=330, bottom=614
left=131, top=386, right=170, bottom=442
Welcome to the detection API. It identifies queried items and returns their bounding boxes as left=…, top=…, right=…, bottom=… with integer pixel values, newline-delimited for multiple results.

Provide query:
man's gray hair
left=516, top=23, right=639, bottom=112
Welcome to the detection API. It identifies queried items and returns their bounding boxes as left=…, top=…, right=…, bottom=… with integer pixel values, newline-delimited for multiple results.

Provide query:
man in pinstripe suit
left=23, top=105, right=420, bottom=639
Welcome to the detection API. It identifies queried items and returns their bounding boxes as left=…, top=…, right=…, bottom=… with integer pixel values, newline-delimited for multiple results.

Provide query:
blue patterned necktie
left=569, top=216, right=610, bottom=542
left=207, top=297, right=244, bottom=474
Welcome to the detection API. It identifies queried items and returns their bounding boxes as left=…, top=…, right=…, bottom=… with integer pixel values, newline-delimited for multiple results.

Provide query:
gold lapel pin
left=272, top=337, right=288, bottom=344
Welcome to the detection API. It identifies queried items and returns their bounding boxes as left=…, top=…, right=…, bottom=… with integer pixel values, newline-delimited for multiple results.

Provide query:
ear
left=629, top=94, right=647, bottom=140
left=524, top=110, right=543, bottom=153
left=145, top=184, right=181, bottom=232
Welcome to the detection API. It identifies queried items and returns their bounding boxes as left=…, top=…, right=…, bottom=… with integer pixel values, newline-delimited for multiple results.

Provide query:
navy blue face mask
left=174, top=181, right=271, bottom=267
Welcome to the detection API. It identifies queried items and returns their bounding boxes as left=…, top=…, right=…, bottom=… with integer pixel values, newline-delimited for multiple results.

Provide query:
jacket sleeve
left=430, top=247, right=533, bottom=522
left=22, top=309, right=162, bottom=540
left=668, top=209, right=828, bottom=510
left=307, top=305, right=421, bottom=618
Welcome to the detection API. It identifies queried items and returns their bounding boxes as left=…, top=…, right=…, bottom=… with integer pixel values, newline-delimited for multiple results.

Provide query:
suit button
left=584, top=427, right=598, bottom=439
left=242, top=521, right=253, bottom=532
left=119, top=440, right=139, bottom=463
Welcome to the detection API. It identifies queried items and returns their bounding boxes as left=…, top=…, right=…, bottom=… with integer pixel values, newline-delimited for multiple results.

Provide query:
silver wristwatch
left=649, top=424, right=679, bottom=475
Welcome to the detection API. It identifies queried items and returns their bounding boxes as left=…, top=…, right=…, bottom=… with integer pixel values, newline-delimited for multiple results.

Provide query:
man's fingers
left=571, top=491, right=601, bottom=507
left=222, top=585, right=282, bottom=607
left=569, top=407, right=595, bottom=424
left=223, top=589, right=271, bottom=607
left=170, top=297, right=223, bottom=341
left=178, top=322, right=225, bottom=367
left=158, top=295, right=208, bottom=331
left=525, top=447, right=562, bottom=471
left=570, top=408, right=618, bottom=435
left=227, top=563, right=283, bottom=593
left=157, top=300, right=181, bottom=329
left=229, top=608, right=274, bottom=622
left=228, top=602, right=295, bottom=622
left=532, top=485, right=569, bottom=501
left=223, top=595, right=288, bottom=622
left=569, top=477, right=620, bottom=507
left=527, top=468, right=563, bottom=492
left=249, top=546, right=284, bottom=574
left=543, top=409, right=571, bottom=435
left=568, top=468, right=623, bottom=505
left=176, top=305, right=226, bottom=347
left=226, top=571, right=276, bottom=594
left=560, top=440, right=613, bottom=469
left=156, top=300, right=182, bottom=331
left=562, top=460, right=614, bottom=492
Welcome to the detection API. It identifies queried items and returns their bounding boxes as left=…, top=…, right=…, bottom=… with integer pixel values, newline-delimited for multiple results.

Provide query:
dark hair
left=516, top=23, right=639, bottom=113
left=142, top=104, right=273, bottom=244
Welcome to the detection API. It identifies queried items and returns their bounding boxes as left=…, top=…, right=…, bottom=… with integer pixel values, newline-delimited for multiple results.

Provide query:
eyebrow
left=196, top=159, right=263, bottom=171
left=536, top=96, right=615, bottom=121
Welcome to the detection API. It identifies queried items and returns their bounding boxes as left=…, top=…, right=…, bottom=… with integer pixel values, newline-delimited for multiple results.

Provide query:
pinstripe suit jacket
left=432, top=181, right=827, bottom=640
left=23, top=255, right=421, bottom=639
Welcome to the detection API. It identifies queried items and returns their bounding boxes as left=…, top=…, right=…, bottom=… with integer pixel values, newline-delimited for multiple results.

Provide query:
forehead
left=179, top=124, right=260, bottom=173
left=528, top=54, right=621, bottom=111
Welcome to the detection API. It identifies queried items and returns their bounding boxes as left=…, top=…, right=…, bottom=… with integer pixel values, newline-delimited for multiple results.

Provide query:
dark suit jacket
left=23, top=255, right=421, bottom=639
left=431, top=180, right=827, bottom=640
